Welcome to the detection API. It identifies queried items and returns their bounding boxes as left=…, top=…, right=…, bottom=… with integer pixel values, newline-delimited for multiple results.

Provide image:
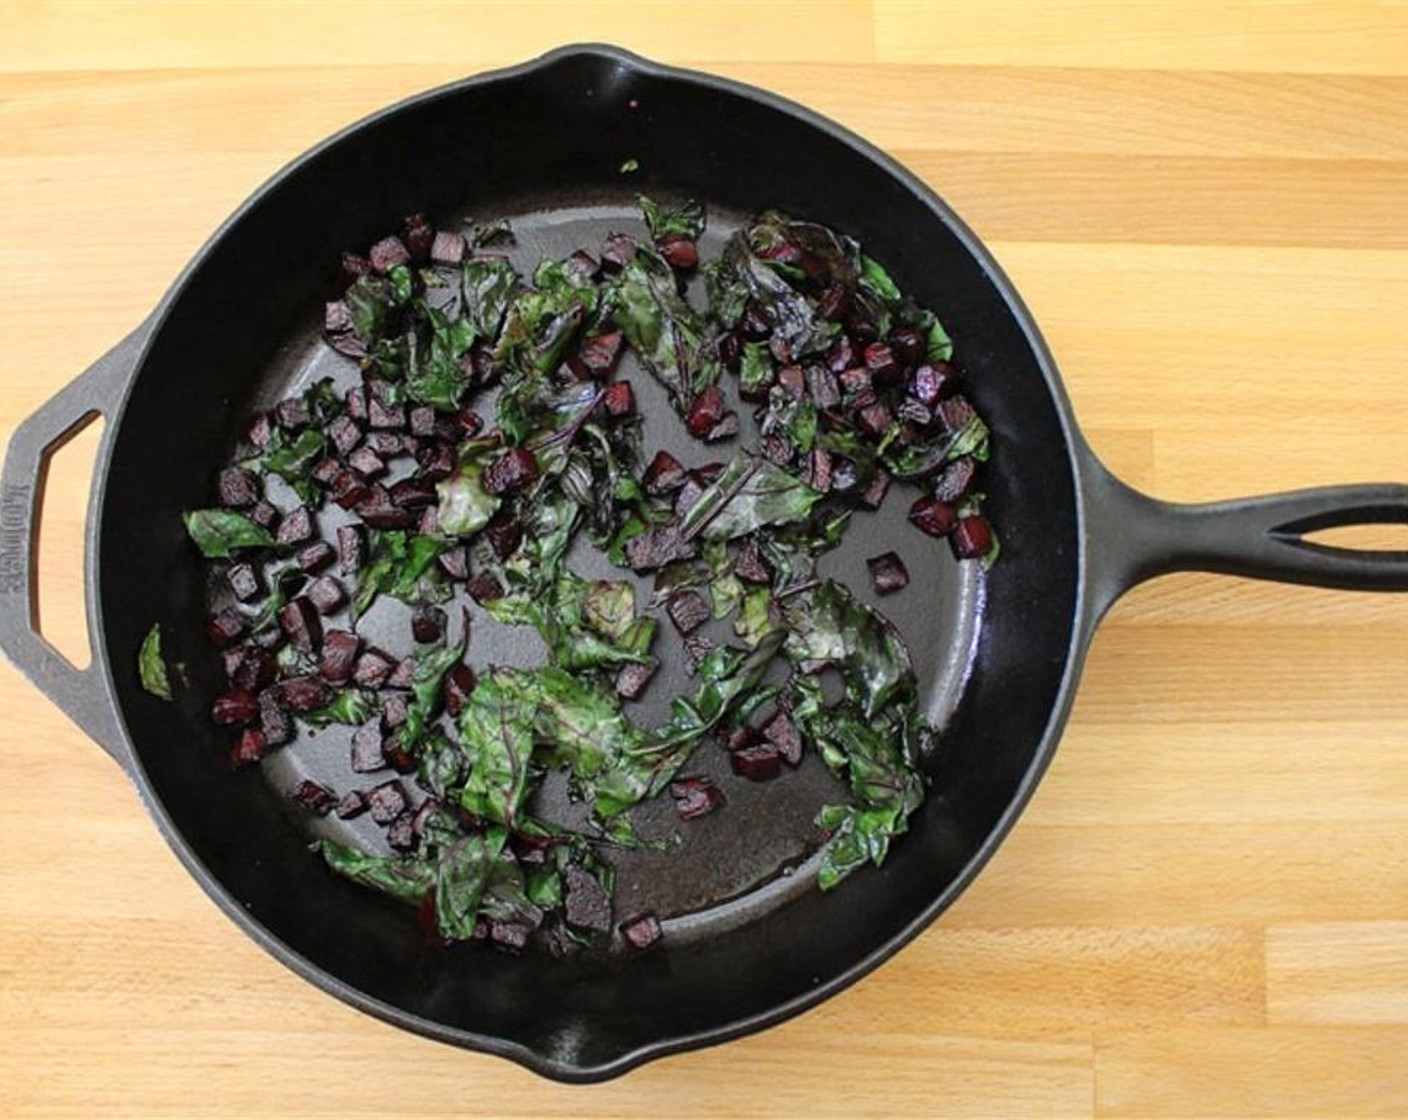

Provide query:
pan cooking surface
left=240, top=199, right=985, bottom=944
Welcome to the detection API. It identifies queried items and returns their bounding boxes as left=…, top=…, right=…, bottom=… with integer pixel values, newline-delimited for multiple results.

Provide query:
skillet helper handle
left=1087, top=460, right=1408, bottom=616
left=0, top=326, right=149, bottom=770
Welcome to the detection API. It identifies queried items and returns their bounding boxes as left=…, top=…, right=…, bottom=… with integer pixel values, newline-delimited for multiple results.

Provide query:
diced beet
left=670, top=775, right=725, bottom=820
left=310, top=457, right=341, bottom=486
left=408, top=405, right=437, bottom=438
left=278, top=597, right=322, bottom=652
left=909, top=361, right=955, bottom=407
left=731, top=743, right=781, bottom=782
left=951, top=514, right=994, bottom=560
left=887, top=326, right=925, bottom=367
left=205, top=608, right=247, bottom=649
left=684, top=386, right=725, bottom=439
left=897, top=398, right=932, bottom=427
left=343, top=387, right=368, bottom=424
left=331, top=470, right=373, bottom=510
left=336, top=525, right=365, bottom=575
left=674, top=476, right=705, bottom=520
left=932, top=456, right=977, bottom=503
left=739, top=302, right=771, bottom=342
left=290, top=779, right=336, bottom=816
left=619, top=912, right=662, bottom=952
left=259, top=689, right=292, bottom=746
left=368, top=235, right=410, bottom=275
left=761, top=433, right=793, bottom=465
left=275, top=505, right=313, bottom=546
left=848, top=316, right=879, bottom=346
left=693, top=461, right=726, bottom=485
left=339, top=251, right=371, bottom=288
left=859, top=468, right=892, bottom=510
left=657, top=234, right=699, bottom=271
left=643, top=450, right=687, bottom=495
left=249, top=500, right=280, bottom=531
left=273, top=396, right=310, bottom=430
left=579, top=331, right=623, bottom=378
left=806, top=446, right=833, bottom=492
left=355, top=486, right=417, bottom=529
left=666, top=591, right=710, bottom=635
left=335, top=790, right=369, bottom=819
left=564, top=865, right=613, bottom=933
left=565, top=248, right=598, bottom=281
left=806, top=366, right=841, bottom=410
left=389, top=478, right=437, bottom=509
left=598, top=232, right=637, bottom=274
left=443, top=664, right=477, bottom=718
left=776, top=365, right=805, bottom=399
left=320, top=629, right=360, bottom=683
left=683, top=633, right=716, bottom=673
left=615, top=658, right=658, bottom=702
left=280, top=674, right=332, bottom=714
left=217, top=467, right=259, bottom=508
left=346, top=446, right=386, bottom=480
left=827, top=335, right=858, bottom=374
left=415, top=440, right=455, bottom=483
left=817, top=282, right=853, bottom=322
left=247, top=412, right=273, bottom=451
left=227, top=562, right=263, bottom=602
left=229, top=646, right=276, bottom=693
left=430, top=229, right=466, bottom=266
left=211, top=689, right=259, bottom=726
left=483, top=513, right=522, bottom=561
left=230, top=728, right=269, bottom=769
left=296, top=540, right=335, bottom=575
left=863, top=342, right=900, bottom=386
left=455, top=408, right=485, bottom=437
left=624, top=524, right=696, bottom=573
left=367, top=397, right=405, bottom=432
left=910, top=496, right=958, bottom=537
left=482, top=447, right=538, bottom=495
left=437, top=545, right=469, bottom=581
left=382, top=693, right=409, bottom=729
left=706, top=411, right=739, bottom=442
left=411, top=605, right=446, bottom=645
left=838, top=365, right=871, bottom=399
left=465, top=572, right=505, bottom=604
left=327, top=331, right=367, bottom=359
left=383, top=738, right=417, bottom=774
left=867, top=551, right=910, bottom=595
left=324, top=300, right=352, bottom=335
left=306, top=576, right=346, bottom=616
left=350, top=719, right=387, bottom=773
left=411, top=797, right=441, bottom=838
left=858, top=400, right=894, bottom=436
left=722, top=724, right=761, bottom=753
left=366, top=780, right=408, bottom=824
left=762, top=711, right=803, bottom=766
left=769, top=334, right=794, bottom=365
left=386, top=656, right=417, bottom=690
left=402, top=213, right=435, bottom=263
left=717, top=330, right=742, bottom=372
left=352, top=648, right=395, bottom=689
left=935, top=393, right=977, bottom=434
left=734, top=539, right=772, bottom=584
left=602, top=381, right=635, bottom=418
left=489, top=920, right=531, bottom=953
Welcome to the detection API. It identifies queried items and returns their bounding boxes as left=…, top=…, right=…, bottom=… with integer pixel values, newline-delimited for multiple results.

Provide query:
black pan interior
left=98, top=50, right=1081, bottom=1075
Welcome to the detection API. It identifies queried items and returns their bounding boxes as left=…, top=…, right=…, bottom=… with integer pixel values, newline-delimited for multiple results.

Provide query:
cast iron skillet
left=4, top=45, right=1408, bottom=1082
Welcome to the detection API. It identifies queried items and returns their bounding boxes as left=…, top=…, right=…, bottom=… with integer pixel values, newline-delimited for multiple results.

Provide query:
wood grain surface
left=3, top=3, right=1408, bottom=1117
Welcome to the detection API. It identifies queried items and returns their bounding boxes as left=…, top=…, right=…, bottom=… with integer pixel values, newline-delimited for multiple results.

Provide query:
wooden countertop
left=3, top=4, right=1407, bottom=1116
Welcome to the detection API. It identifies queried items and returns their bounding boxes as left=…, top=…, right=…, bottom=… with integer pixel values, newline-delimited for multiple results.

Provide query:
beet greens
left=163, top=199, right=998, bottom=954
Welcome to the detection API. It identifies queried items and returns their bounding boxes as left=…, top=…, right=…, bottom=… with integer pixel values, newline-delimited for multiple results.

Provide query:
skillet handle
left=1085, top=454, right=1408, bottom=620
left=0, top=325, right=151, bottom=771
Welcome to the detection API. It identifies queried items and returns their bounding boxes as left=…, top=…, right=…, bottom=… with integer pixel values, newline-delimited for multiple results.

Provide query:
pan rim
left=94, top=42, right=1098, bottom=1082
